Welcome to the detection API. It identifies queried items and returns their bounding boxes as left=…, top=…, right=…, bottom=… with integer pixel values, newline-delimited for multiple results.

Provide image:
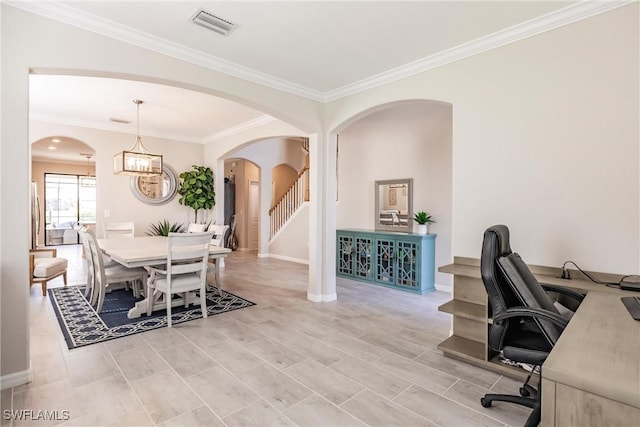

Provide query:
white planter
left=417, top=224, right=428, bottom=235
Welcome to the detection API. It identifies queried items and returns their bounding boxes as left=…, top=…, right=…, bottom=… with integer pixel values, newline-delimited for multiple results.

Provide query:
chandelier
left=80, top=153, right=96, bottom=187
left=113, top=100, right=163, bottom=176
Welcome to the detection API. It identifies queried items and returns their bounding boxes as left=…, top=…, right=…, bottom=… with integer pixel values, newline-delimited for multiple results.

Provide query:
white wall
left=30, top=121, right=205, bottom=236
left=327, top=4, right=639, bottom=275
left=337, top=101, right=453, bottom=286
left=269, top=203, right=310, bottom=264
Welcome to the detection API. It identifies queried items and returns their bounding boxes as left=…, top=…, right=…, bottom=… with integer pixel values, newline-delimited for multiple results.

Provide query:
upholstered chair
left=29, top=248, right=68, bottom=296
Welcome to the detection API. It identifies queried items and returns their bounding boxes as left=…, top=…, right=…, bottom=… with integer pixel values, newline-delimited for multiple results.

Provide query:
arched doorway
left=30, top=136, right=96, bottom=247
left=324, top=99, right=454, bottom=298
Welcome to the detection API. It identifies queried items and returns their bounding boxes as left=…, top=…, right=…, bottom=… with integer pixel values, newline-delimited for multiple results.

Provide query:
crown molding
left=204, top=115, right=277, bottom=143
left=323, top=0, right=635, bottom=102
left=8, top=0, right=634, bottom=104
left=7, top=1, right=326, bottom=102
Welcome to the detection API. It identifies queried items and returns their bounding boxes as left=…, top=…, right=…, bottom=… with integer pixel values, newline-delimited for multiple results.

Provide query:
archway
left=30, top=136, right=96, bottom=247
left=219, top=136, right=310, bottom=263
left=320, top=99, right=454, bottom=300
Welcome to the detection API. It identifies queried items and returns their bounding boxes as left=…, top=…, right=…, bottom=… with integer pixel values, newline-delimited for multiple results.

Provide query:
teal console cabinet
left=336, top=229, right=436, bottom=294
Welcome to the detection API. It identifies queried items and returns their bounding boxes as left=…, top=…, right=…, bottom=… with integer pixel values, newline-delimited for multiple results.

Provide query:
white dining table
left=97, top=236, right=231, bottom=319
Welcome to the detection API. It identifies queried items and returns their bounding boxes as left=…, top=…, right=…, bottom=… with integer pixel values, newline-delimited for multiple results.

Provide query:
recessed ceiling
left=31, top=136, right=96, bottom=164
left=30, top=75, right=269, bottom=145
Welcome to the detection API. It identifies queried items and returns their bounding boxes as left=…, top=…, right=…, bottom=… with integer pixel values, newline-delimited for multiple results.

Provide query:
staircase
left=268, top=138, right=309, bottom=239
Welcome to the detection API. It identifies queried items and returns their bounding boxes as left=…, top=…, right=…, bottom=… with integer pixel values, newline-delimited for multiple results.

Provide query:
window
left=44, top=173, right=96, bottom=245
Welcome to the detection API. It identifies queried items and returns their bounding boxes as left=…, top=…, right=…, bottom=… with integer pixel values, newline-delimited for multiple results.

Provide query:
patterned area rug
left=49, top=285, right=255, bottom=349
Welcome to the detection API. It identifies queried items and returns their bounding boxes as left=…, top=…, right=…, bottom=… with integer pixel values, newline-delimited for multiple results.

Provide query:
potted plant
left=413, top=211, right=435, bottom=235
left=146, top=220, right=185, bottom=236
left=177, top=165, right=215, bottom=224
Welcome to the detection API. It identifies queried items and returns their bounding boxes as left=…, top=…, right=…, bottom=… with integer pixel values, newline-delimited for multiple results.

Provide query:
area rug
left=48, top=285, right=255, bottom=349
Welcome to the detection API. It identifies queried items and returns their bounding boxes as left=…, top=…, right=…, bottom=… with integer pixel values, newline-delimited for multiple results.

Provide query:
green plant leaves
left=413, top=211, right=435, bottom=224
left=177, top=165, right=215, bottom=223
left=146, top=220, right=185, bottom=236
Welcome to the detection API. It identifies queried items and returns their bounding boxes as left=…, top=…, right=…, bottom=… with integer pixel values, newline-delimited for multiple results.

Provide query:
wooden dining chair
left=103, top=221, right=135, bottom=238
left=80, top=228, right=148, bottom=313
left=146, top=231, right=213, bottom=327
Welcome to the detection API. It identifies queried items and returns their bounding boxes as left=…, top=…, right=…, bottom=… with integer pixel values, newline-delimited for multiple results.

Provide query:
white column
left=307, top=133, right=324, bottom=301
left=258, top=166, right=272, bottom=257
left=1, top=51, right=32, bottom=386
left=321, top=133, right=338, bottom=301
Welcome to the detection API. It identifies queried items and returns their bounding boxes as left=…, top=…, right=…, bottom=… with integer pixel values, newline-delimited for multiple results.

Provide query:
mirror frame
left=130, top=164, right=178, bottom=205
left=375, top=178, right=413, bottom=232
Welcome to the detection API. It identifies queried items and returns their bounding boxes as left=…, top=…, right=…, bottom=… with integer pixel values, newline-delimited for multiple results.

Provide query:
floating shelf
left=438, top=300, right=485, bottom=322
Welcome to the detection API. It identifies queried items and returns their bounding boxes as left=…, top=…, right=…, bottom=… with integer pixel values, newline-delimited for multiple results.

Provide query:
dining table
left=97, top=235, right=231, bottom=319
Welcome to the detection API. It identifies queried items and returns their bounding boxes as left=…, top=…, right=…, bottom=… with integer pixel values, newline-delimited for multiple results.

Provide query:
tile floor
left=2, top=246, right=532, bottom=426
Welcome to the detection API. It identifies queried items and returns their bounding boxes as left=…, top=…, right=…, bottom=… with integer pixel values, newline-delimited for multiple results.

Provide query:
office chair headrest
left=483, top=225, right=512, bottom=258
left=481, top=225, right=515, bottom=317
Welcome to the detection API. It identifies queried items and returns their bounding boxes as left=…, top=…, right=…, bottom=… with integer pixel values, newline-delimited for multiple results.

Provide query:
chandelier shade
left=113, top=100, right=163, bottom=176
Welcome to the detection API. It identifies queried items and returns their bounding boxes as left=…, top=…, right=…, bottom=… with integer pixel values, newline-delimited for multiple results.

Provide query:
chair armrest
left=494, top=306, right=569, bottom=329
left=541, top=284, right=585, bottom=304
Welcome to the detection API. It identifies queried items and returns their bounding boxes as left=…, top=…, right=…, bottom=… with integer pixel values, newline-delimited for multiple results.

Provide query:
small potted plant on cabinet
left=413, top=211, right=435, bottom=235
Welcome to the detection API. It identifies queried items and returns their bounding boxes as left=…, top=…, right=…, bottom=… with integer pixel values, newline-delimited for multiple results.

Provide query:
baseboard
left=435, top=283, right=452, bottom=293
left=0, top=366, right=33, bottom=390
left=257, top=252, right=269, bottom=258
left=267, top=253, right=309, bottom=265
left=307, top=292, right=337, bottom=302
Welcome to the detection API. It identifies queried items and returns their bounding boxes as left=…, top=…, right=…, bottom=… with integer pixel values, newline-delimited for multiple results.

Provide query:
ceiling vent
left=191, top=9, right=238, bottom=36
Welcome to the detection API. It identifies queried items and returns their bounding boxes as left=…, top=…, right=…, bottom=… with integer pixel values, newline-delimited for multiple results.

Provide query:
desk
left=541, top=291, right=640, bottom=426
left=437, top=257, right=638, bottom=380
left=97, top=236, right=231, bottom=319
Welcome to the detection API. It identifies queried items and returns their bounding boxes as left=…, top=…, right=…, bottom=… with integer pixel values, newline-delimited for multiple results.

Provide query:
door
left=248, top=180, right=259, bottom=251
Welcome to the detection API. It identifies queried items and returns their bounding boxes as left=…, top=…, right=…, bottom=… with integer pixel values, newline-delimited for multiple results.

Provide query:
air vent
left=191, top=9, right=238, bottom=36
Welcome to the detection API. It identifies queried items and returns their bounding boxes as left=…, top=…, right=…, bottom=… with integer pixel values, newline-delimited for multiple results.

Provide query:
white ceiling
left=20, top=0, right=624, bottom=162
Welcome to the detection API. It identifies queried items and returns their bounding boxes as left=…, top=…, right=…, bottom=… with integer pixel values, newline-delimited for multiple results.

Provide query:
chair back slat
left=104, top=221, right=135, bottom=238
left=187, top=223, right=206, bottom=233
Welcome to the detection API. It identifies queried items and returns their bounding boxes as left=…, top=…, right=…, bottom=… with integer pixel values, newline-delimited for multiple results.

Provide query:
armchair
left=479, top=225, right=583, bottom=427
left=29, top=248, right=68, bottom=296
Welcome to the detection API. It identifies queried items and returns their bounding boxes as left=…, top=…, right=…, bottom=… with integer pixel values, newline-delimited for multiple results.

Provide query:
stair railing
left=269, top=166, right=309, bottom=238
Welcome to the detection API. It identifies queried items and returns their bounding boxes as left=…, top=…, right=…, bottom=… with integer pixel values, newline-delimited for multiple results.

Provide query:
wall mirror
left=375, top=178, right=413, bottom=232
left=130, top=164, right=178, bottom=205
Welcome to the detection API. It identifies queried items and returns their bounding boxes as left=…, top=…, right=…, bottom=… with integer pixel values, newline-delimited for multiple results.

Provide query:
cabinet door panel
left=337, top=234, right=354, bottom=276
left=395, top=240, right=420, bottom=289
left=354, top=236, right=373, bottom=279
left=375, top=237, right=395, bottom=283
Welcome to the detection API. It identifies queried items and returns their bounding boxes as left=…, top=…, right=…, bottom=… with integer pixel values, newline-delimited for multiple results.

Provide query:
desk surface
left=543, top=291, right=640, bottom=409
left=98, top=236, right=231, bottom=268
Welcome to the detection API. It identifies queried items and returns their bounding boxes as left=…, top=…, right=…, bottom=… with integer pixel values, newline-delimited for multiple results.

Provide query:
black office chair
left=479, top=225, right=584, bottom=427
